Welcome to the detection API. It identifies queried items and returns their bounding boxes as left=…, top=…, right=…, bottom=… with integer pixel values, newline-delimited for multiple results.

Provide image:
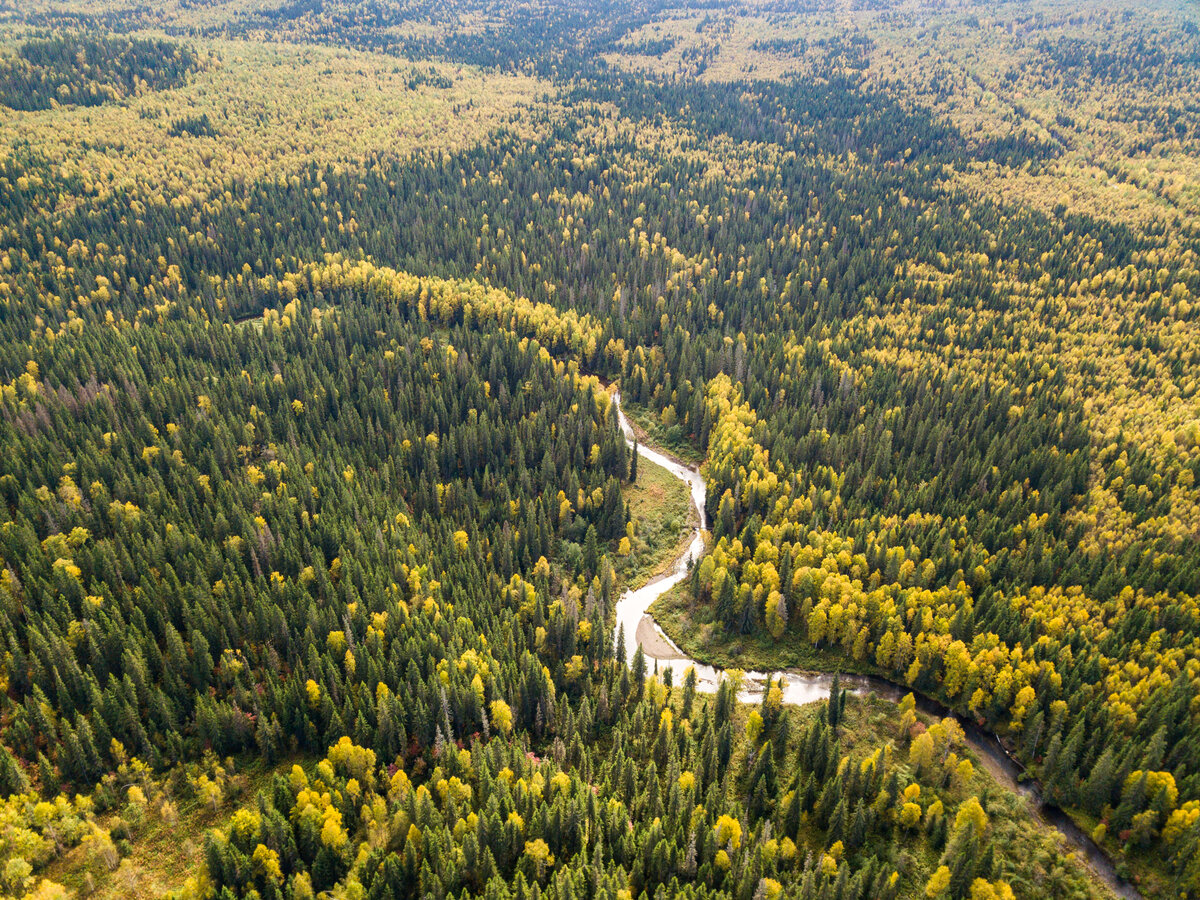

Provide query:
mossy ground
left=616, top=453, right=695, bottom=591
left=650, top=581, right=878, bottom=676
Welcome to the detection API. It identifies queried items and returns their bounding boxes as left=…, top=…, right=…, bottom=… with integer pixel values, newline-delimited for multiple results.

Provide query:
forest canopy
left=0, top=34, right=202, bottom=110
left=0, top=0, right=1198, bottom=898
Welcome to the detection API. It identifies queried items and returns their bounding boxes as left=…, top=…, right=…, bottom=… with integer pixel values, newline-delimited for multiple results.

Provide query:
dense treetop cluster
left=0, top=34, right=201, bottom=111
left=0, top=0, right=1198, bottom=897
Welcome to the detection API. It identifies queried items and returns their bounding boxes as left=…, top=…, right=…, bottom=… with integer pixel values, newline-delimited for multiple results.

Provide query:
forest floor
left=650, top=581, right=877, bottom=676
left=616, top=452, right=695, bottom=591
left=43, top=756, right=291, bottom=899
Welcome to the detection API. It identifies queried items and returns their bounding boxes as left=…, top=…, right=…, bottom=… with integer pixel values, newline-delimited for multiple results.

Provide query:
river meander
left=610, top=391, right=1141, bottom=900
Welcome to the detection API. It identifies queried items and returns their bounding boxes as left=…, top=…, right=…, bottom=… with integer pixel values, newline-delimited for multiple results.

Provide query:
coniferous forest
left=0, top=1, right=1198, bottom=898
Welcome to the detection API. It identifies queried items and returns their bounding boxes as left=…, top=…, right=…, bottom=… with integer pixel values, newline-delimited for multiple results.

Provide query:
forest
left=0, top=0, right=1198, bottom=898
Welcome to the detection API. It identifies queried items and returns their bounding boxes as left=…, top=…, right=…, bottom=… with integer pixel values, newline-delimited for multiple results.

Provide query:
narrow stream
left=610, top=391, right=1142, bottom=900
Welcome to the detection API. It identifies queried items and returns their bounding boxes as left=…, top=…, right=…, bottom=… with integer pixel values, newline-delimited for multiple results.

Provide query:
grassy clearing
left=650, top=580, right=877, bottom=676
left=615, top=452, right=695, bottom=590
left=43, top=756, right=292, bottom=899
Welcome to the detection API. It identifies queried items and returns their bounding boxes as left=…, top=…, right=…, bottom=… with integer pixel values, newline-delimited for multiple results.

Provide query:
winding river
left=610, top=391, right=1141, bottom=900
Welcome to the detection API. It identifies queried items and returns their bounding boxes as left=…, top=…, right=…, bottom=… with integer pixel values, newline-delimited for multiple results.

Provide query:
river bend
left=609, top=391, right=1140, bottom=900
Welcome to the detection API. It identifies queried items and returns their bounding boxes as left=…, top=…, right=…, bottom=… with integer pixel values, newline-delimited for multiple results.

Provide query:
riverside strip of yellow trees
left=691, top=372, right=1200, bottom=884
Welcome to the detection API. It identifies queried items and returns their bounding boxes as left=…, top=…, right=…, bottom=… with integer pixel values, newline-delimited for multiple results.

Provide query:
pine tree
left=0, top=745, right=28, bottom=797
left=827, top=674, right=842, bottom=730
left=1082, top=747, right=1118, bottom=816
left=631, top=645, right=646, bottom=701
